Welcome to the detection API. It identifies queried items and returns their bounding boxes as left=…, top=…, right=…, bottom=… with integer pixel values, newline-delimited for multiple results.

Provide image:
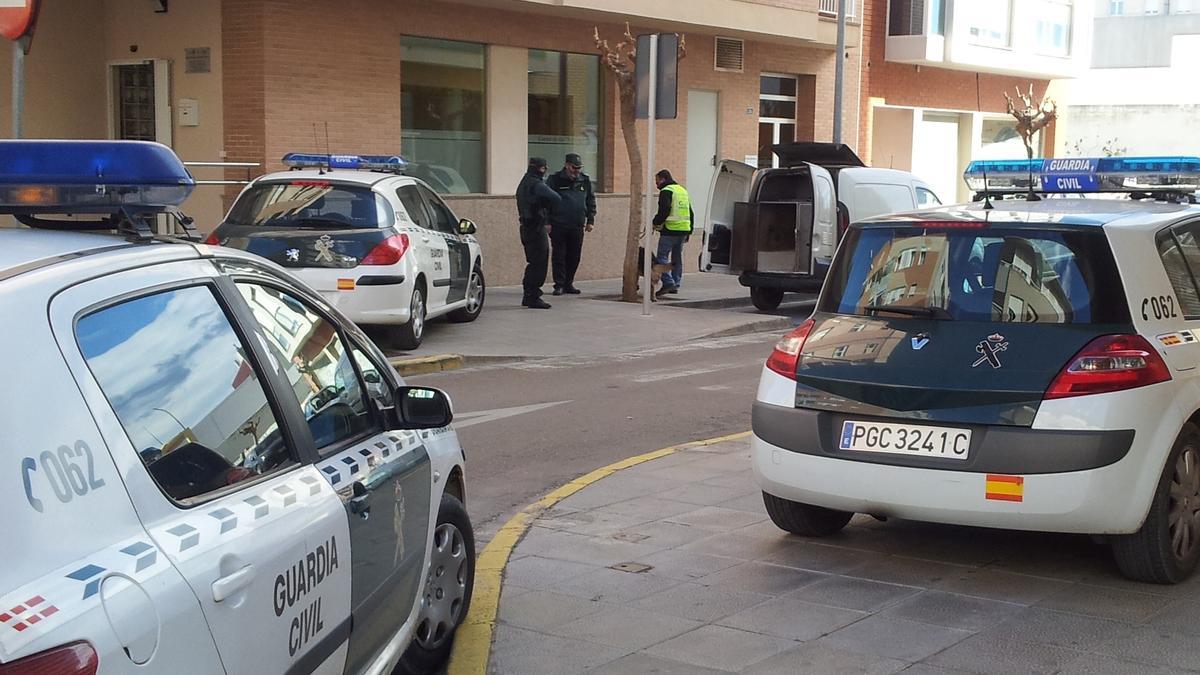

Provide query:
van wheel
left=389, top=284, right=426, bottom=351
left=750, top=286, right=784, bottom=311
left=762, top=492, right=852, bottom=536
left=1112, top=424, right=1200, bottom=584
left=448, top=266, right=485, bottom=323
left=396, top=493, right=475, bottom=675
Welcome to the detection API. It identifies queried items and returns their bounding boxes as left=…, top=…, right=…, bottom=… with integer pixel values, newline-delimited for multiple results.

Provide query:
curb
left=387, top=353, right=463, bottom=376
left=446, top=430, right=753, bottom=675
left=696, top=316, right=794, bottom=340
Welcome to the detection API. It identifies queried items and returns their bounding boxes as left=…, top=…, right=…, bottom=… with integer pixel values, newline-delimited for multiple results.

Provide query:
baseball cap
left=565, top=153, right=583, bottom=168
left=529, top=157, right=548, bottom=169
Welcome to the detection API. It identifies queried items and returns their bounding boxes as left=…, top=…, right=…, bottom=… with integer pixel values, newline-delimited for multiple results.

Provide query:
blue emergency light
left=282, top=153, right=409, bottom=173
left=964, top=155, right=1200, bottom=195
left=0, top=140, right=195, bottom=213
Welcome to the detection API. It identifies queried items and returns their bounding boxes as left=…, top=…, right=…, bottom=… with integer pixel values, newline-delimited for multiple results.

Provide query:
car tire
left=389, top=284, right=426, bottom=351
left=448, top=265, right=485, bottom=323
left=750, top=286, right=784, bottom=311
left=1112, top=423, right=1200, bottom=584
left=762, top=491, right=853, bottom=537
left=396, top=492, right=476, bottom=675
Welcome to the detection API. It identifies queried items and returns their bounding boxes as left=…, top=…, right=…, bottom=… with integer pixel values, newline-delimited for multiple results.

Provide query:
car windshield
left=225, top=181, right=395, bottom=229
left=819, top=223, right=1130, bottom=324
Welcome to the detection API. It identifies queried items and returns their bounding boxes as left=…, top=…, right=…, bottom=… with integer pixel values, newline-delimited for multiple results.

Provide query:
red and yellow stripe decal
left=985, top=474, right=1023, bottom=502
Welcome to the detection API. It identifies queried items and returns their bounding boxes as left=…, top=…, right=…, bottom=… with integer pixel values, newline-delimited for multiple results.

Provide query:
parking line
left=446, top=429, right=753, bottom=675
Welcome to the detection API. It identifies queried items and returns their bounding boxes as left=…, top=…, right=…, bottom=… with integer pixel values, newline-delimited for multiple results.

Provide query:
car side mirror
left=395, top=386, right=453, bottom=429
left=457, top=218, right=477, bottom=235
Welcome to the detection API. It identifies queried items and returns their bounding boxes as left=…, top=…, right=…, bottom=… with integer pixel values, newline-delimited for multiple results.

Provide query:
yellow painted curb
left=388, top=353, right=463, bottom=376
left=446, top=430, right=752, bottom=675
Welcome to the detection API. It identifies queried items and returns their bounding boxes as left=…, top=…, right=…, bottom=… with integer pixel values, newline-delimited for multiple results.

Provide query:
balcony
left=818, top=0, right=858, bottom=18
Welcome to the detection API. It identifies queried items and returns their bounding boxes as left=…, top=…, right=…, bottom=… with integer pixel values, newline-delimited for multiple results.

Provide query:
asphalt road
left=405, top=303, right=812, bottom=544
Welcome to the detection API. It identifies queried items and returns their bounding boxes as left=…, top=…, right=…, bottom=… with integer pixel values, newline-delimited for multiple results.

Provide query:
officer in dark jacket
left=516, top=157, right=560, bottom=309
left=545, top=153, right=596, bottom=295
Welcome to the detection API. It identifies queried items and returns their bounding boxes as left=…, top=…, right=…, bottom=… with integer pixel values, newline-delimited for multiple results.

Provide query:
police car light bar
left=0, top=140, right=195, bottom=213
left=282, top=153, right=409, bottom=173
left=964, top=156, right=1200, bottom=195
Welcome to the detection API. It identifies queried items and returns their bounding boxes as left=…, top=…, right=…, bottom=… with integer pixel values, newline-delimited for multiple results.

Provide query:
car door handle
left=349, top=481, right=371, bottom=517
left=421, top=236, right=431, bottom=243
left=212, top=564, right=255, bottom=602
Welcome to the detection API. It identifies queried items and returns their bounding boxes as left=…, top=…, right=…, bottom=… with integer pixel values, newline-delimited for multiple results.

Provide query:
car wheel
left=448, top=265, right=485, bottom=323
left=762, top=491, right=852, bottom=537
left=750, top=286, right=784, bottom=311
left=396, top=493, right=475, bottom=675
left=1112, top=423, right=1200, bottom=584
left=389, top=284, right=426, bottom=351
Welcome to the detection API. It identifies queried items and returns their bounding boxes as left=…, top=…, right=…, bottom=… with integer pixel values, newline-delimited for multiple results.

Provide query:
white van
left=702, top=143, right=942, bottom=310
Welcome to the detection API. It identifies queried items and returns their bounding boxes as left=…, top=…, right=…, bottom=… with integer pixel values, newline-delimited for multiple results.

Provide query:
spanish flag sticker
left=337, top=278, right=356, bottom=291
left=985, top=474, right=1024, bottom=502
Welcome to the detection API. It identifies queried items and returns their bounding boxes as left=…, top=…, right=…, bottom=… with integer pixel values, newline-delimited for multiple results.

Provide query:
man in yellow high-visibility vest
left=651, top=169, right=694, bottom=294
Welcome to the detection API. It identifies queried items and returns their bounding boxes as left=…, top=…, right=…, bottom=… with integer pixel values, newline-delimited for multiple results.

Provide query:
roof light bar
left=965, top=156, right=1200, bottom=195
left=282, top=153, right=409, bottom=174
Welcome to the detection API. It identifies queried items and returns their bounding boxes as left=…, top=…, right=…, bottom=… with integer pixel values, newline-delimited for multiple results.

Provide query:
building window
left=1033, top=0, right=1072, bottom=56
left=528, top=49, right=604, bottom=189
left=1108, top=0, right=1124, bottom=15
left=968, top=0, right=1012, bottom=47
left=401, top=37, right=486, bottom=194
left=889, top=0, right=922, bottom=36
left=759, top=74, right=798, bottom=168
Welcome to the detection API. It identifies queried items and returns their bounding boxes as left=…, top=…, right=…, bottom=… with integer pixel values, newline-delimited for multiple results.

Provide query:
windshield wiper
left=863, top=304, right=954, bottom=320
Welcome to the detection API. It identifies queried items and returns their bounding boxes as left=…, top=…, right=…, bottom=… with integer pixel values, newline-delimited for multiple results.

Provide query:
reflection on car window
left=396, top=185, right=432, bottom=230
left=417, top=184, right=458, bottom=234
left=226, top=182, right=395, bottom=230
left=77, top=286, right=293, bottom=502
left=236, top=284, right=375, bottom=451
left=916, top=187, right=941, bottom=207
left=1161, top=225, right=1200, bottom=317
left=352, top=346, right=393, bottom=408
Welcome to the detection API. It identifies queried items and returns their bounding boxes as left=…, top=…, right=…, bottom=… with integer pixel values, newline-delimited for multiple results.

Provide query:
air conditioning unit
left=714, top=36, right=745, bottom=73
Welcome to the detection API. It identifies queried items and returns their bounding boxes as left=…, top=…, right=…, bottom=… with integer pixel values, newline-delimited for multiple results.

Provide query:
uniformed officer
left=651, top=169, right=693, bottom=294
left=516, top=157, right=560, bottom=309
left=545, top=153, right=596, bottom=295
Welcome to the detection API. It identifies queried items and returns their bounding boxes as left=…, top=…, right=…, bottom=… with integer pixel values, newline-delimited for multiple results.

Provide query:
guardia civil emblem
left=972, top=333, right=1009, bottom=369
left=313, top=235, right=335, bottom=263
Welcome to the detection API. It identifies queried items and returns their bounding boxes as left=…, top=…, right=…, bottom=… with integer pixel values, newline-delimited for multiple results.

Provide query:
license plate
left=838, top=421, right=971, bottom=460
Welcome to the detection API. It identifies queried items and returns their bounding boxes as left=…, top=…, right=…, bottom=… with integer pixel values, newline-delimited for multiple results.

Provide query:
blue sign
left=1040, top=158, right=1100, bottom=193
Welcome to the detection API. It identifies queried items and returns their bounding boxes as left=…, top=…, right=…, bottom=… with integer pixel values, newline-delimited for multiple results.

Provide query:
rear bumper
left=292, top=268, right=414, bottom=326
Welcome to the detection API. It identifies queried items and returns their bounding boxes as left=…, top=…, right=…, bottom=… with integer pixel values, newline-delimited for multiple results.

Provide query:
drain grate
left=609, top=562, right=654, bottom=574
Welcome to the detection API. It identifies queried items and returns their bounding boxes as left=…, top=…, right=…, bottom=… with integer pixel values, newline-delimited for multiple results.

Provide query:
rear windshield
left=226, top=181, right=395, bottom=229
left=819, top=224, right=1130, bottom=324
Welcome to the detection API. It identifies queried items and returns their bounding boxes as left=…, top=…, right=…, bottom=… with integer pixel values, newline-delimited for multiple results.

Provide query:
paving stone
left=1035, top=582, right=1166, bottom=622
left=925, top=633, right=1085, bottom=674
left=714, top=492, right=769, bottom=514
left=1093, top=625, right=1200, bottom=671
left=503, top=555, right=601, bottom=589
left=489, top=624, right=629, bottom=675
left=539, top=509, right=661, bottom=537
left=1057, top=652, right=1192, bottom=675
left=639, top=463, right=731, bottom=484
left=743, top=642, right=908, bottom=675
left=516, top=528, right=661, bottom=567
left=759, top=541, right=872, bottom=575
left=818, top=615, right=972, bottom=663
left=717, top=594, right=866, bottom=641
left=595, top=495, right=702, bottom=520
left=697, top=560, right=826, bottom=596
left=663, top=505, right=766, bottom=532
left=638, top=548, right=745, bottom=580
left=584, top=652, right=730, bottom=675
left=700, top=469, right=757, bottom=490
left=932, top=567, right=1071, bottom=606
left=550, top=605, right=702, bottom=651
left=497, top=588, right=609, bottom=632
left=980, top=606, right=1132, bottom=650
left=630, top=582, right=773, bottom=623
left=881, top=590, right=1024, bottom=632
left=643, top=625, right=797, bottom=672
left=789, top=575, right=920, bottom=612
left=609, top=520, right=714, bottom=550
left=849, top=556, right=967, bottom=588
left=559, top=475, right=689, bottom=510
left=677, top=531, right=809, bottom=563
left=893, top=664, right=973, bottom=675
left=656, top=483, right=750, bottom=506
left=549, top=566, right=684, bottom=603
left=1148, top=596, right=1200, bottom=636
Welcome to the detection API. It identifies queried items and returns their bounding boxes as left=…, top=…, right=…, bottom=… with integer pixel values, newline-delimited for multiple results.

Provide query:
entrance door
left=758, top=74, right=798, bottom=169
left=109, top=60, right=171, bottom=145
left=912, top=112, right=961, bottom=206
left=686, top=90, right=719, bottom=230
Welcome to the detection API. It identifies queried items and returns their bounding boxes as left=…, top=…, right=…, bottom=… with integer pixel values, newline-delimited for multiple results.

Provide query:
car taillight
left=766, top=318, right=815, bottom=380
left=203, top=232, right=221, bottom=245
left=0, top=642, right=98, bottom=675
left=361, top=234, right=410, bottom=265
left=1045, top=334, right=1171, bottom=399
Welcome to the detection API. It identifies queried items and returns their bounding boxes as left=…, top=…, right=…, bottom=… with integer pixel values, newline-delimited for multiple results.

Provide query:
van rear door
left=808, top=162, right=838, bottom=272
left=703, top=159, right=754, bottom=274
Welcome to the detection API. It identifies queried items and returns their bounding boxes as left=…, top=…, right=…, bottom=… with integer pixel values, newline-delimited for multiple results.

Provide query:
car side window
left=1157, top=226, right=1200, bottom=318
left=236, top=283, right=377, bottom=452
left=417, top=184, right=459, bottom=235
left=396, top=185, right=434, bottom=231
left=351, top=344, right=394, bottom=409
left=76, top=286, right=295, bottom=503
left=916, top=187, right=941, bottom=208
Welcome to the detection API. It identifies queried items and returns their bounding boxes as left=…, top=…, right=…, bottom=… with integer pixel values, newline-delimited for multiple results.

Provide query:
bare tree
left=595, top=23, right=685, bottom=302
left=1004, top=84, right=1058, bottom=161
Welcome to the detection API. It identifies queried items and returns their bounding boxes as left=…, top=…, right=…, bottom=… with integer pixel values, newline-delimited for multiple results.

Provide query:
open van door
left=807, top=162, right=838, bottom=270
left=702, top=159, right=754, bottom=274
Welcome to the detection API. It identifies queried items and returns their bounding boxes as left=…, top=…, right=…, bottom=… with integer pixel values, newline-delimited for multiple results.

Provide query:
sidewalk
left=406, top=273, right=809, bottom=361
left=482, top=436, right=1200, bottom=674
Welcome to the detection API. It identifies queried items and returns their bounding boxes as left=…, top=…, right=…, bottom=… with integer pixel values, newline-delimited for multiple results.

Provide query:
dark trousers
left=550, top=226, right=585, bottom=290
left=520, top=224, right=550, bottom=300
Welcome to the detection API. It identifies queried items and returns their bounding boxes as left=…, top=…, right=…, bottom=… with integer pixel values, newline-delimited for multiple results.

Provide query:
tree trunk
left=618, top=87, right=644, bottom=302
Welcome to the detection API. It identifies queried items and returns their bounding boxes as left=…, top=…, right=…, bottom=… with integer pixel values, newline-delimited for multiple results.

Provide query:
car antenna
left=975, top=74, right=994, bottom=211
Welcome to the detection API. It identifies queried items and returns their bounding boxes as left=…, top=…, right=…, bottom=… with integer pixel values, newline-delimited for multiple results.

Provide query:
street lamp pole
left=12, top=41, right=23, bottom=138
left=833, top=0, right=847, bottom=144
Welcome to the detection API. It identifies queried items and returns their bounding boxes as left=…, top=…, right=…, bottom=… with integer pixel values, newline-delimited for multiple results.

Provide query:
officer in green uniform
left=651, top=169, right=693, bottom=294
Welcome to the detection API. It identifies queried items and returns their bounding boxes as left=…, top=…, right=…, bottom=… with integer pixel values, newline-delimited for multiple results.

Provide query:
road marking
left=446, top=430, right=753, bottom=675
left=453, top=401, right=571, bottom=429
left=630, top=359, right=764, bottom=384
left=698, top=384, right=732, bottom=391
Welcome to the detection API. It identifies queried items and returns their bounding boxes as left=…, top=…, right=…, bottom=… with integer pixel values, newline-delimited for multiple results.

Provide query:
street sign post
left=1, top=0, right=40, bottom=139
left=635, top=33, right=679, bottom=316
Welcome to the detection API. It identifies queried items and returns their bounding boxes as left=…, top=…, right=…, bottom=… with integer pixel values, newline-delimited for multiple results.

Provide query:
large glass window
left=77, top=287, right=294, bottom=502
left=759, top=74, right=798, bottom=169
left=401, top=37, right=485, bottom=194
left=528, top=49, right=603, bottom=189
left=968, top=0, right=1012, bottom=47
left=1033, top=0, right=1073, bottom=56
left=888, top=0, right=926, bottom=36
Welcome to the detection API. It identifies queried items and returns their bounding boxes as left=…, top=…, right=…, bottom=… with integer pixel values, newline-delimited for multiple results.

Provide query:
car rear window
left=226, top=181, right=395, bottom=229
left=819, top=223, right=1130, bottom=324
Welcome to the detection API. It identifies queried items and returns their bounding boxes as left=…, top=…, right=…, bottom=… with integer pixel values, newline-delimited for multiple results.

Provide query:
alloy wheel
left=1169, top=444, right=1200, bottom=561
left=414, top=523, right=468, bottom=650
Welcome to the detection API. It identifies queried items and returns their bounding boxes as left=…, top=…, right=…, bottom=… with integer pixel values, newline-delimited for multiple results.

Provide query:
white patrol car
left=0, top=141, right=475, bottom=674
left=753, top=156, right=1200, bottom=583
left=207, top=154, right=486, bottom=351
